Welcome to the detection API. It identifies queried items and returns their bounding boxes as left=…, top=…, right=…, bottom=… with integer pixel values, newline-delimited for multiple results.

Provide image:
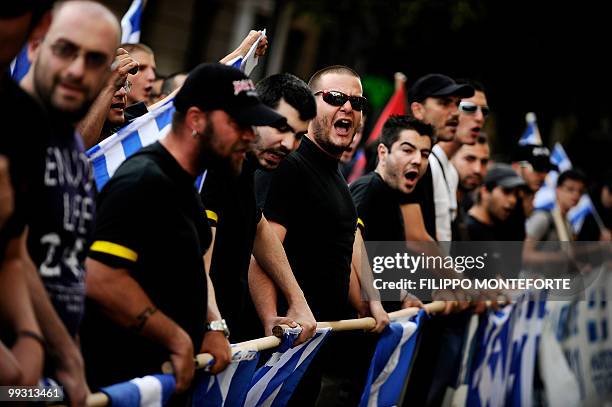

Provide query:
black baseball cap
left=484, top=163, right=527, bottom=189
left=408, top=73, right=474, bottom=103
left=512, top=144, right=557, bottom=172
left=174, top=63, right=286, bottom=128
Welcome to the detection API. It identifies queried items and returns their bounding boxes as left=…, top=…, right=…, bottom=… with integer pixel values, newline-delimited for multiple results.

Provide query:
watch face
left=208, top=320, right=230, bottom=337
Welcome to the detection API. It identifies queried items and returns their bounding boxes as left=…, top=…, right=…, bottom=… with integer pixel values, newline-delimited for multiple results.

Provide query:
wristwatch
left=206, top=319, right=230, bottom=338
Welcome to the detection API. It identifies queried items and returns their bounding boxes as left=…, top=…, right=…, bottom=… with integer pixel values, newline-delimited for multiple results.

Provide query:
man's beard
left=196, top=122, right=241, bottom=177
left=312, top=116, right=352, bottom=157
left=34, top=67, right=93, bottom=124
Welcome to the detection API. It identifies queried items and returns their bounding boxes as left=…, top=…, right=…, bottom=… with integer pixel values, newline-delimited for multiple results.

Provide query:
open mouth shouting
left=110, top=101, right=126, bottom=112
left=333, top=118, right=353, bottom=137
left=403, top=168, right=420, bottom=190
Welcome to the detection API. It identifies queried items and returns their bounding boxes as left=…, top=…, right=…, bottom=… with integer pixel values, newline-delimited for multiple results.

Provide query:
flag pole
left=273, top=300, right=447, bottom=336
left=84, top=301, right=466, bottom=406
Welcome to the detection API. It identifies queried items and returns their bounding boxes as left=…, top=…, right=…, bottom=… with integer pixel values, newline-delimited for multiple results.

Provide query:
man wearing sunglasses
left=79, top=48, right=139, bottom=148
left=18, top=1, right=120, bottom=403
left=200, top=73, right=317, bottom=345
left=437, top=79, right=490, bottom=241
left=253, top=65, right=389, bottom=406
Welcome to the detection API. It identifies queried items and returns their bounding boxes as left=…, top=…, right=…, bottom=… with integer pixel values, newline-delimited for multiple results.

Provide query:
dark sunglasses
left=459, top=101, right=490, bottom=118
left=314, top=90, right=367, bottom=111
left=50, top=39, right=110, bottom=70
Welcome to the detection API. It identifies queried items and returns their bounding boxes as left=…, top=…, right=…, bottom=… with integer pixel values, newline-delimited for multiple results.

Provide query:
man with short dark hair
left=159, top=72, right=187, bottom=101
left=403, top=74, right=474, bottom=242
left=201, top=73, right=317, bottom=343
left=81, top=63, right=285, bottom=392
left=350, top=115, right=433, bottom=310
left=351, top=115, right=434, bottom=242
left=466, top=163, right=527, bottom=240
left=453, top=134, right=491, bottom=211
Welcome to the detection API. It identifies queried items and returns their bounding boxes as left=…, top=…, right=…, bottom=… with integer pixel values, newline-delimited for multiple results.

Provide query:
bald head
left=29, top=0, right=120, bottom=122
left=51, top=0, right=121, bottom=47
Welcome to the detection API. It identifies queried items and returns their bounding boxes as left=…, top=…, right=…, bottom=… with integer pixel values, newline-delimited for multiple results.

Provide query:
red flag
left=366, top=85, right=407, bottom=144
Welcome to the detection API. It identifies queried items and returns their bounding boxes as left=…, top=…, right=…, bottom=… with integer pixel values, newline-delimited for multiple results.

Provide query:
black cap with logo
left=174, top=63, right=286, bottom=128
left=512, top=144, right=557, bottom=172
left=408, top=73, right=475, bottom=103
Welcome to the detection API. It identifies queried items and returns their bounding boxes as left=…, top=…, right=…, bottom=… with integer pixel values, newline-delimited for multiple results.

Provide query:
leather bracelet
left=132, top=306, right=158, bottom=332
left=17, top=330, right=46, bottom=349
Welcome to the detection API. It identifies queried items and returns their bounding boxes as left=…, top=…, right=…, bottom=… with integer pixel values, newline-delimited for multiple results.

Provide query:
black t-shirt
left=264, top=136, right=357, bottom=320
left=350, top=172, right=405, bottom=242
left=0, top=75, right=47, bottom=259
left=466, top=214, right=500, bottom=241
left=200, top=154, right=262, bottom=340
left=81, top=141, right=211, bottom=388
left=254, top=167, right=273, bottom=210
left=25, top=117, right=95, bottom=337
left=465, top=214, right=523, bottom=277
left=400, top=166, right=437, bottom=239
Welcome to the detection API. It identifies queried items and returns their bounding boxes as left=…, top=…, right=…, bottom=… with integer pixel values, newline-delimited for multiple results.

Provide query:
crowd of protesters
left=1, top=1, right=610, bottom=406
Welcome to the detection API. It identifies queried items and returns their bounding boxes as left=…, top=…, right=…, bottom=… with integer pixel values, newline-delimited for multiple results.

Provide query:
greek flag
left=467, top=292, right=547, bottom=407
left=518, top=112, right=543, bottom=146
left=10, top=46, right=30, bottom=82
left=192, top=347, right=260, bottom=407
left=359, top=310, right=425, bottom=407
left=100, top=374, right=175, bottom=407
left=533, top=143, right=594, bottom=233
left=86, top=97, right=174, bottom=190
left=87, top=43, right=264, bottom=191
left=539, top=271, right=612, bottom=405
left=244, top=327, right=331, bottom=407
left=121, top=0, right=145, bottom=44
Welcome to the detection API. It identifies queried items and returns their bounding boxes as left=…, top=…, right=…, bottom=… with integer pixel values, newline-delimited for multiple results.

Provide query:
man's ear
left=410, top=102, right=425, bottom=120
left=185, top=107, right=208, bottom=133
left=377, top=143, right=388, bottom=163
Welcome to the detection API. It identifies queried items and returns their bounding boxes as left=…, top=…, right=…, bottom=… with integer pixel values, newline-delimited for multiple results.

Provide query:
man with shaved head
left=252, top=65, right=389, bottom=405
left=18, top=1, right=120, bottom=403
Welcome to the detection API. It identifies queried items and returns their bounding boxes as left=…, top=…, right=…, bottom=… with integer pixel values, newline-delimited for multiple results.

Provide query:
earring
left=192, top=129, right=198, bottom=138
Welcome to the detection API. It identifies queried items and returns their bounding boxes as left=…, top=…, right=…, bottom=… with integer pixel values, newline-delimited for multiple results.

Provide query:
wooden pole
left=85, top=300, right=455, bottom=406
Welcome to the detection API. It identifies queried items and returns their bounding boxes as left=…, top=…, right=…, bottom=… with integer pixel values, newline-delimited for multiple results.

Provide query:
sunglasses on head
left=50, top=39, right=110, bottom=70
left=459, top=101, right=490, bottom=117
left=314, top=90, right=367, bottom=111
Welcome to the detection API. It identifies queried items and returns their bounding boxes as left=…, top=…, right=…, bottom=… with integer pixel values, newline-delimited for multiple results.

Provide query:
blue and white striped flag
left=467, top=291, right=547, bottom=407
left=533, top=143, right=594, bottom=233
left=358, top=310, right=425, bottom=407
left=121, top=0, right=145, bottom=44
left=244, top=327, right=331, bottom=407
left=86, top=97, right=174, bottom=190
left=10, top=45, right=31, bottom=82
left=87, top=41, right=266, bottom=191
left=192, top=347, right=260, bottom=407
left=518, top=112, right=543, bottom=146
left=100, top=374, right=176, bottom=407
